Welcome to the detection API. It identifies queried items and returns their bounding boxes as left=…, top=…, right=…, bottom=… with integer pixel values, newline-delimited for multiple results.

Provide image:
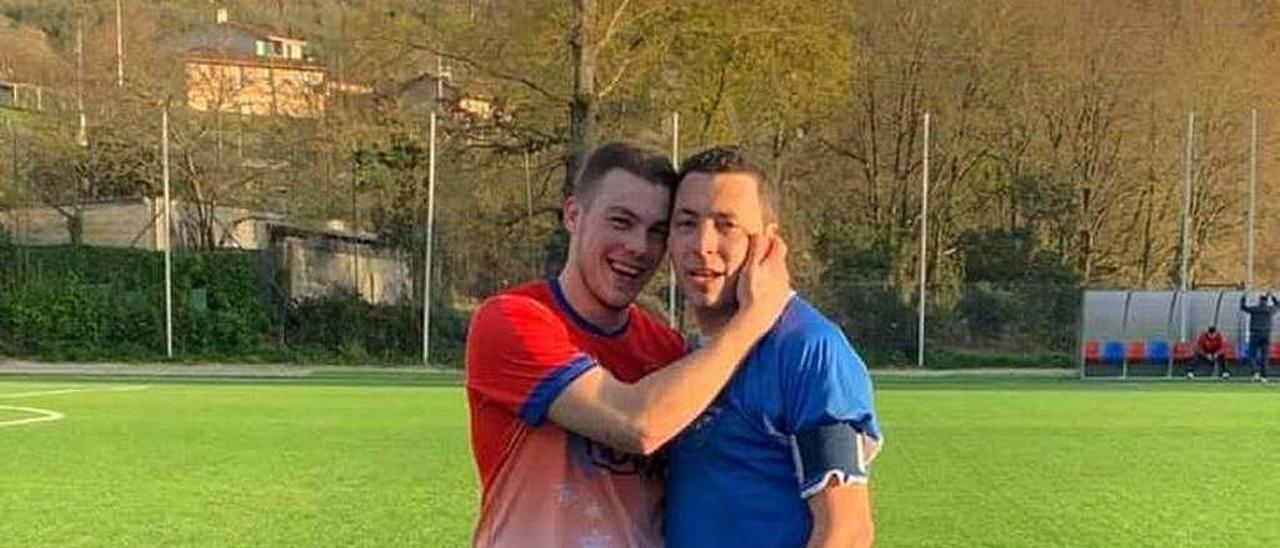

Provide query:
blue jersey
left=664, top=296, right=882, bottom=548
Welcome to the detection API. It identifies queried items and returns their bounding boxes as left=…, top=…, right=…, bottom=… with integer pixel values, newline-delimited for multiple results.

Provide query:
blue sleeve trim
left=793, top=422, right=868, bottom=497
left=518, top=355, right=598, bottom=426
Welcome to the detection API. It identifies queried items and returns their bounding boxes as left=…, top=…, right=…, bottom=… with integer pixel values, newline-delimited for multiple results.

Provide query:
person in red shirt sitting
left=1190, top=326, right=1227, bottom=379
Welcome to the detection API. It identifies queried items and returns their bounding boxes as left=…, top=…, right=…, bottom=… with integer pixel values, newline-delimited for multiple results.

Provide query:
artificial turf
left=1, top=374, right=1276, bottom=547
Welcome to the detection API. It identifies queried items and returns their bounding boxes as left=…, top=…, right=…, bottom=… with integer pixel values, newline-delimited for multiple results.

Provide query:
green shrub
left=286, top=289, right=466, bottom=365
left=0, top=246, right=271, bottom=359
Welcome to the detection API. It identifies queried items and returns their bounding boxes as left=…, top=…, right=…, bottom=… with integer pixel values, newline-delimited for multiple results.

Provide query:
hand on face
left=733, top=225, right=791, bottom=334
left=670, top=171, right=772, bottom=312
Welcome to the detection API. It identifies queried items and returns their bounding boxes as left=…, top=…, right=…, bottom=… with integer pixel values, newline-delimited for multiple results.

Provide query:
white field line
left=0, top=385, right=150, bottom=399
left=0, top=385, right=148, bottom=430
left=0, top=405, right=64, bottom=428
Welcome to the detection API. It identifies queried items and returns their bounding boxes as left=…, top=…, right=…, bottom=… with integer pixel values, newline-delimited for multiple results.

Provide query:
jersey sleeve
left=465, top=295, right=597, bottom=427
left=780, top=329, right=882, bottom=498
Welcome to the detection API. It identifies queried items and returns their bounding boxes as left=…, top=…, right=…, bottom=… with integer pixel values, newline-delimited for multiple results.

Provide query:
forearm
left=548, top=232, right=791, bottom=454
left=807, top=483, right=874, bottom=548
left=605, top=314, right=765, bottom=453
left=547, top=312, right=771, bottom=455
left=807, top=522, right=869, bottom=548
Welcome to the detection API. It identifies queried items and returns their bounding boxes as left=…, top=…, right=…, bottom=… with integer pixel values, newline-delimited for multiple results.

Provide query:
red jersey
left=1197, top=331, right=1224, bottom=354
left=464, top=278, right=685, bottom=548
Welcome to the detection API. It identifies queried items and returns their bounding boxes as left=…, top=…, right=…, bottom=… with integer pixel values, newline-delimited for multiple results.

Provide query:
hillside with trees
left=2, top=0, right=1277, bottom=364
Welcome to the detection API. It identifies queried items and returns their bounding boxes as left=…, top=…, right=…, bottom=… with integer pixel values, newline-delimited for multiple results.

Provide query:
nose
left=693, top=221, right=718, bottom=257
left=622, top=227, right=650, bottom=257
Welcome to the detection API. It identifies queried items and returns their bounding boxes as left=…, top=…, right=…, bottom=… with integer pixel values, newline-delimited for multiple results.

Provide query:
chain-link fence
left=802, top=280, right=1078, bottom=369
left=0, top=104, right=1079, bottom=369
left=0, top=218, right=461, bottom=365
left=0, top=97, right=1255, bottom=370
left=0, top=229, right=1081, bottom=368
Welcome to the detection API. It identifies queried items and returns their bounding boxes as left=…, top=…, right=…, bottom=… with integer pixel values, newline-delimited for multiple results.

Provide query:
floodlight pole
left=10, top=118, right=27, bottom=273
left=1179, top=112, right=1193, bottom=342
left=422, top=112, right=437, bottom=366
left=76, top=17, right=87, bottom=148
left=116, top=0, right=125, bottom=87
left=162, top=105, right=173, bottom=359
left=1247, top=108, right=1257, bottom=290
left=668, top=111, right=680, bottom=328
left=8, top=120, right=16, bottom=240
left=918, top=113, right=930, bottom=368
left=524, top=149, right=535, bottom=279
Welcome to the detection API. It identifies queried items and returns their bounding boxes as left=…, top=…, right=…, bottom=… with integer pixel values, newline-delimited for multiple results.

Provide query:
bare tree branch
left=372, top=37, right=563, bottom=102
left=597, top=0, right=633, bottom=52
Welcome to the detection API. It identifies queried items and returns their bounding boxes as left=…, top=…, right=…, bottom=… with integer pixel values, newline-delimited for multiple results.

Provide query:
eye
left=675, top=218, right=696, bottom=230
left=609, top=217, right=632, bottom=230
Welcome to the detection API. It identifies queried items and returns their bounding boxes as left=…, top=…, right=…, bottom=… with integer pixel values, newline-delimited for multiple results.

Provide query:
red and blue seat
left=1082, top=338, right=1256, bottom=365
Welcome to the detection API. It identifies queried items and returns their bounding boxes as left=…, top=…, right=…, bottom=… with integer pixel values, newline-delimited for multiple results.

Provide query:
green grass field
left=1, top=373, right=1277, bottom=547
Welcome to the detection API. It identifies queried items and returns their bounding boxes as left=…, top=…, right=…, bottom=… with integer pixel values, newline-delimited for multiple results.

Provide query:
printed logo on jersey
left=569, top=433, right=666, bottom=479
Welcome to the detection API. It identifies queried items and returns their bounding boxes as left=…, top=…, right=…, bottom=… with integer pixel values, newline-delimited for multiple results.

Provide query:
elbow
left=624, top=417, right=669, bottom=456
left=631, top=438, right=664, bottom=457
left=635, top=435, right=667, bottom=457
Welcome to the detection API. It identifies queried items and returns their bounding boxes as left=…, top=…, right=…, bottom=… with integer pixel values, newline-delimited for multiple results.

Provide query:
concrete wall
left=0, top=199, right=273, bottom=251
left=1, top=200, right=409, bottom=305
left=279, top=234, right=410, bottom=305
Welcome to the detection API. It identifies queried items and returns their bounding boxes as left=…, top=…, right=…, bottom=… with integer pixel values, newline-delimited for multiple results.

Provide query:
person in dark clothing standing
left=1240, top=292, right=1278, bottom=383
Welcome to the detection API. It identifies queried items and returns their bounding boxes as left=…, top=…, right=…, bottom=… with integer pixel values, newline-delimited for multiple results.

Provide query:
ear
left=562, top=196, right=582, bottom=234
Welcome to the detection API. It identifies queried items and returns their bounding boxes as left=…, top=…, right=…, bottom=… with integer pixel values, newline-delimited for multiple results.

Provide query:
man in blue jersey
left=664, top=147, right=882, bottom=548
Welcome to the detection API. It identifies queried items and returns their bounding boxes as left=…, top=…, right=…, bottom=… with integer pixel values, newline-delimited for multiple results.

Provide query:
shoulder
left=478, top=290, right=551, bottom=314
left=772, top=296, right=855, bottom=353
left=764, top=295, right=865, bottom=373
left=470, top=282, right=565, bottom=337
left=475, top=294, right=552, bottom=324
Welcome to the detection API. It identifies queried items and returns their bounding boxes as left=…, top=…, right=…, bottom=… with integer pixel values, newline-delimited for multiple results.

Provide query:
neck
left=692, top=303, right=736, bottom=338
left=556, top=267, right=629, bottom=333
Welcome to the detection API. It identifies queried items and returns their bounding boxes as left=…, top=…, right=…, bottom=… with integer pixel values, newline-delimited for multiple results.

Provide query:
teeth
left=610, top=261, right=641, bottom=277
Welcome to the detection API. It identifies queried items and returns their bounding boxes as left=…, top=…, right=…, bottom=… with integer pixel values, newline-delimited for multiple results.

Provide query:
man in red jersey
left=465, top=142, right=790, bottom=547
left=1189, top=325, right=1226, bottom=379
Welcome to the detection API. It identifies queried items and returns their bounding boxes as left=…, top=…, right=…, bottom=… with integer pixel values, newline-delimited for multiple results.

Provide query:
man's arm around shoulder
left=548, top=234, right=790, bottom=455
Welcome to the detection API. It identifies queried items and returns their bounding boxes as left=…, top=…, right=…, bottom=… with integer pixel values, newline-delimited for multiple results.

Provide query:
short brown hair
left=574, top=141, right=678, bottom=201
left=677, top=146, right=778, bottom=222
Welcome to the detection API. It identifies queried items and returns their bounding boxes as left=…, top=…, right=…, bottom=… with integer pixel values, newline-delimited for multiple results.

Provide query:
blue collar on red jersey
left=547, top=275, right=631, bottom=338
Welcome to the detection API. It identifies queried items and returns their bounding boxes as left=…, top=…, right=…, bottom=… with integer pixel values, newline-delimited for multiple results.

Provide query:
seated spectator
left=1189, top=326, right=1226, bottom=379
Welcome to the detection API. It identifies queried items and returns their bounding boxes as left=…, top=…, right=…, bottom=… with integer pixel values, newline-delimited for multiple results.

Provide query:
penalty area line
left=0, top=405, right=64, bottom=428
left=0, top=385, right=150, bottom=399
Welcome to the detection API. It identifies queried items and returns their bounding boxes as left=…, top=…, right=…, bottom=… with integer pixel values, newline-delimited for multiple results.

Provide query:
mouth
left=685, top=267, right=725, bottom=286
left=606, top=258, right=646, bottom=281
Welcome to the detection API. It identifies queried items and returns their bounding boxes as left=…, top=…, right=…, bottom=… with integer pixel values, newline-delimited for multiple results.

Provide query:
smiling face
left=669, top=171, right=767, bottom=313
left=563, top=167, right=672, bottom=312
